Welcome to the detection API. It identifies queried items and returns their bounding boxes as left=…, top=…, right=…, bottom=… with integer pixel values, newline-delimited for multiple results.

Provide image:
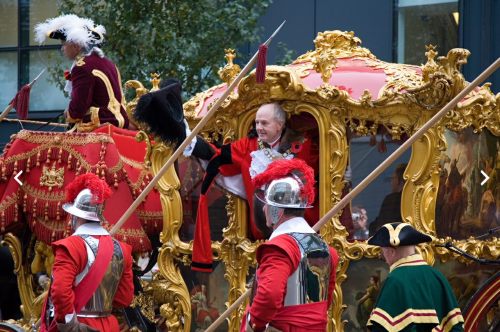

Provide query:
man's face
left=61, top=41, right=82, bottom=60
left=255, top=104, right=284, bottom=144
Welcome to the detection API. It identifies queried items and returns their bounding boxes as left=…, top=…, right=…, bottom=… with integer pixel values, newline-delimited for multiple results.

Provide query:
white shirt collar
left=73, top=222, right=109, bottom=236
left=269, top=217, right=315, bottom=239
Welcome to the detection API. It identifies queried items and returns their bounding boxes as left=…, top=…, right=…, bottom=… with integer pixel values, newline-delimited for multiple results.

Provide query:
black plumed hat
left=134, top=79, right=186, bottom=145
left=367, top=222, right=432, bottom=247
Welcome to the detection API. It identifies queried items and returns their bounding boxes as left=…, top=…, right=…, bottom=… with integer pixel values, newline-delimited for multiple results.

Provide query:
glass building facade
left=0, top=0, right=69, bottom=118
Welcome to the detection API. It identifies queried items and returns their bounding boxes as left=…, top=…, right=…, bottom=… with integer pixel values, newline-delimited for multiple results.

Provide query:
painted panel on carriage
left=433, top=259, right=498, bottom=315
left=341, top=258, right=389, bottom=331
left=435, top=128, right=499, bottom=239
left=178, top=261, right=229, bottom=332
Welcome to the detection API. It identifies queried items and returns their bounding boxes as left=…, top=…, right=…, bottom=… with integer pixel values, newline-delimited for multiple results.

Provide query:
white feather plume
left=33, top=14, right=106, bottom=47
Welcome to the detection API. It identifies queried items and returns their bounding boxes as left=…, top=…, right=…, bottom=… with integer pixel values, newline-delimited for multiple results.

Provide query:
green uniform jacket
left=367, top=254, right=464, bottom=332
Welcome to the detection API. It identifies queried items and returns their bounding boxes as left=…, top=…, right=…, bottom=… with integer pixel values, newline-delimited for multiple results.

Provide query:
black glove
left=192, top=135, right=215, bottom=160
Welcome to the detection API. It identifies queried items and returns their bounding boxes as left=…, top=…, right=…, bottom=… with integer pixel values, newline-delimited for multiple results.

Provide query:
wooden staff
left=0, top=69, right=45, bottom=122
left=0, top=104, right=13, bottom=122
left=205, top=57, right=500, bottom=332
left=109, top=20, right=286, bottom=235
left=0, top=117, right=67, bottom=127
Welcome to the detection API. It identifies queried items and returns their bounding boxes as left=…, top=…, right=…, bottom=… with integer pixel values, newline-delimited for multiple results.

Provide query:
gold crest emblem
left=40, top=164, right=64, bottom=190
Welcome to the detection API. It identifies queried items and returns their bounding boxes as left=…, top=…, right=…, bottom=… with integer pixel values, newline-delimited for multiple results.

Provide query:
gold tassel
left=58, top=147, right=63, bottom=164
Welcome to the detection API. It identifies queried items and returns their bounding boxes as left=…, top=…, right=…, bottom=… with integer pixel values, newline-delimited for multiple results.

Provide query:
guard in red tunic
left=241, top=158, right=339, bottom=332
left=40, top=174, right=134, bottom=332
left=34, top=14, right=130, bottom=131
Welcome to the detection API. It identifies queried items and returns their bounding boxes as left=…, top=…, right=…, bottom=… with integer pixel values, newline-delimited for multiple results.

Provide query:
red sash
left=240, top=302, right=328, bottom=332
left=41, top=235, right=114, bottom=331
left=74, top=235, right=114, bottom=312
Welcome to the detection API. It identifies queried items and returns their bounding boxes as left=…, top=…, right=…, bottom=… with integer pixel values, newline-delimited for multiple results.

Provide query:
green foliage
left=274, top=42, right=296, bottom=66
left=57, top=0, right=272, bottom=98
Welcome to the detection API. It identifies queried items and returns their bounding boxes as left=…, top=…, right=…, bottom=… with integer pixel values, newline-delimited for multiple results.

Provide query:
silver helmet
left=62, top=188, right=103, bottom=222
left=256, top=174, right=313, bottom=209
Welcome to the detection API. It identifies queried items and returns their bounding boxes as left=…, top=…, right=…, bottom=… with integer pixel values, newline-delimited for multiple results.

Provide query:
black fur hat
left=134, top=79, right=186, bottom=145
left=368, top=222, right=432, bottom=247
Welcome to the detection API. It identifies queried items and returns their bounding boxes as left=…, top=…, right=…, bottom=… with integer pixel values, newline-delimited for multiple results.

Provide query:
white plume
left=33, top=14, right=106, bottom=48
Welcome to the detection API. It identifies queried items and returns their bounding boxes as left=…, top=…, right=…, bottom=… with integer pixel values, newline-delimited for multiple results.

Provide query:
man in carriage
left=134, top=89, right=321, bottom=272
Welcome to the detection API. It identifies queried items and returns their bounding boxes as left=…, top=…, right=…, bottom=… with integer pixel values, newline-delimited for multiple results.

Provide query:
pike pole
left=109, top=20, right=286, bottom=235
left=0, top=68, right=45, bottom=122
left=205, top=58, right=500, bottom=332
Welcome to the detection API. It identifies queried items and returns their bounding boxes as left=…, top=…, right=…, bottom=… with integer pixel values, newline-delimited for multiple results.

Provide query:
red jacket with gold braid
left=68, top=53, right=129, bottom=129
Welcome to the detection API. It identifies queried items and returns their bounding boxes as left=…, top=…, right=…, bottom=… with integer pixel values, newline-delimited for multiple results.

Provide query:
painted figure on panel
left=191, top=284, right=220, bottom=331
left=436, top=128, right=499, bottom=238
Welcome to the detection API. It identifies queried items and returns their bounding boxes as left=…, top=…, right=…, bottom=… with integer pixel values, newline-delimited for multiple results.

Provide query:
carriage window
left=396, top=0, right=458, bottom=65
left=349, top=135, right=411, bottom=240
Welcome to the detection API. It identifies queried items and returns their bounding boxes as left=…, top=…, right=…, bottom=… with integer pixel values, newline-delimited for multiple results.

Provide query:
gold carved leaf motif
left=218, top=48, right=241, bottom=85
left=294, top=30, right=375, bottom=64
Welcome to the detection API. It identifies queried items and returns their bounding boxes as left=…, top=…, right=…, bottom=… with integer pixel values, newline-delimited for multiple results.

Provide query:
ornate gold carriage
left=141, top=30, right=499, bottom=331
left=1, top=30, right=498, bottom=332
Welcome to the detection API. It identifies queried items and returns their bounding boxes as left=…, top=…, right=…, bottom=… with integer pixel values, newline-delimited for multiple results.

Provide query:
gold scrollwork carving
left=184, top=84, right=223, bottom=121
left=220, top=194, right=260, bottom=330
left=141, top=30, right=499, bottom=332
left=434, top=238, right=499, bottom=264
left=312, top=47, right=337, bottom=84
left=124, top=80, right=149, bottom=130
left=135, top=130, right=153, bottom=169
left=130, top=289, right=156, bottom=324
left=443, top=87, right=499, bottom=135
left=149, top=141, right=191, bottom=331
left=402, top=117, right=443, bottom=235
left=295, top=30, right=375, bottom=64
left=1, top=233, right=38, bottom=325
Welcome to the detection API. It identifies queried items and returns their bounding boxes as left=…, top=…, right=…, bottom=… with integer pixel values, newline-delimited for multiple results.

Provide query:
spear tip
left=263, top=20, right=286, bottom=46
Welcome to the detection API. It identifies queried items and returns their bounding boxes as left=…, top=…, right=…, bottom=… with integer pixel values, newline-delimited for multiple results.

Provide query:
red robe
left=244, top=222, right=339, bottom=332
left=47, top=234, right=134, bottom=331
left=67, top=53, right=129, bottom=129
left=219, top=136, right=319, bottom=239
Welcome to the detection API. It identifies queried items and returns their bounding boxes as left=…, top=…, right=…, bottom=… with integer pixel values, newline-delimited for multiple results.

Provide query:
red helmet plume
left=65, top=173, right=112, bottom=204
left=253, top=158, right=315, bottom=205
